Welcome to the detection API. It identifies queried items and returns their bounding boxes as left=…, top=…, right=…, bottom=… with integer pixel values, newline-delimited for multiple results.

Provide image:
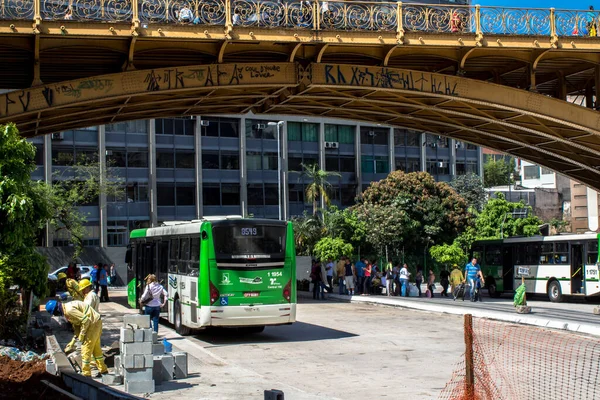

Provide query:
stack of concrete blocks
left=118, top=315, right=155, bottom=394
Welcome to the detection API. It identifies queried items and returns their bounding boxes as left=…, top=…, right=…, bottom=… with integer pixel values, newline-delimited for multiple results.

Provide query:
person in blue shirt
left=90, top=265, right=99, bottom=294
left=98, top=264, right=110, bottom=302
left=464, top=258, right=481, bottom=301
left=354, top=258, right=366, bottom=295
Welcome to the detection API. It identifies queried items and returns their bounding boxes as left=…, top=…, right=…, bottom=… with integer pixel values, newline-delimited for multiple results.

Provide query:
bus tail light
left=210, top=282, right=220, bottom=305
left=283, top=279, right=292, bottom=303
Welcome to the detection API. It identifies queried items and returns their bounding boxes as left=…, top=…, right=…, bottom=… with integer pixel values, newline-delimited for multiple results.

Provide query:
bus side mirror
left=201, top=231, right=208, bottom=240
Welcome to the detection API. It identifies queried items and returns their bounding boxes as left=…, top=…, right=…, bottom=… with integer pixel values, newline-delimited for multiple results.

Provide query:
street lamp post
left=268, top=121, right=284, bottom=220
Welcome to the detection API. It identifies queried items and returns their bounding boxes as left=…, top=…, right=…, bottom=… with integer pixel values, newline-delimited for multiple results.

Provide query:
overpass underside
left=3, top=2, right=600, bottom=188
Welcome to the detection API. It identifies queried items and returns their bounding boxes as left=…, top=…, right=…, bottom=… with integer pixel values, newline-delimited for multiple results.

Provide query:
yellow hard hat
left=57, top=272, right=67, bottom=280
left=79, top=279, right=92, bottom=291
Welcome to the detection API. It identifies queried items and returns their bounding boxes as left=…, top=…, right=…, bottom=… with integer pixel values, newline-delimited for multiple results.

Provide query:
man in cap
left=450, top=264, right=464, bottom=296
left=45, top=299, right=108, bottom=377
left=57, top=272, right=84, bottom=301
left=80, top=279, right=99, bottom=312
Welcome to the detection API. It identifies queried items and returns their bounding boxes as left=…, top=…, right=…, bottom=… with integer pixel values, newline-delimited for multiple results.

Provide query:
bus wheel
left=548, top=281, right=563, bottom=303
left=174, top=298, right=191, bottom=336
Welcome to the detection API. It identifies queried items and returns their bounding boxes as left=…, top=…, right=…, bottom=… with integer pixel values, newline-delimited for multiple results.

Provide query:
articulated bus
left=471, top=233, right=600, bottom=302
left=126, top=217, right=296, bottom=334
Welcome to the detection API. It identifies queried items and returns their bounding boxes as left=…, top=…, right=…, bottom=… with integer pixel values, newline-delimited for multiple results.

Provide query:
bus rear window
left=212, top=225, right=286, bottom=261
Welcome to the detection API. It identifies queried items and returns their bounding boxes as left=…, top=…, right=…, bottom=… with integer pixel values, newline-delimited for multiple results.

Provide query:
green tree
left=50, top=155, right=122, bottom=257
left=473, top=193, right=542, bottom=239
left=314, top=237, right=354, bottom=262
left=429, top=241, right=467, bottom=268
left=0, top=123, right=53, bottom=298
left=300, top=163, right=341, bottom=217
left=353, top=171, right=470, bottom=259
left=292, top=212, right=323, bottom=256
left=322, top=206, right=367, bottom=250
left=451, top=174, right=486, bottom=212
left=483, top=157, right=516, bottom=188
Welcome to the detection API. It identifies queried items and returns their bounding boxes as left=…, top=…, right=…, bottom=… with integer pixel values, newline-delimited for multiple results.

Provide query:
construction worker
left=80, top=279, right=99, bottom=312
left=45, top=299, right=108, bottom=377
left=57, top=272, right=84, bottom=301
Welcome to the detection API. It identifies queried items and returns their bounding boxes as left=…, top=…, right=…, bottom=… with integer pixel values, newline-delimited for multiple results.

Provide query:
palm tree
left=300, top=163, right=341, bottom=217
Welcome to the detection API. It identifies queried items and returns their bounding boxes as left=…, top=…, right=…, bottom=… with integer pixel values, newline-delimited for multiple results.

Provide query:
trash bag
left=0, top=346, right=46, bottom=361
left=513, top=283, right=527, bottom=307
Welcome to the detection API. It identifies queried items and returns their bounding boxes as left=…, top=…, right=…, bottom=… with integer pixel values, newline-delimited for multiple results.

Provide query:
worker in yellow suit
left=46, top=299, right=108, bottom=377
left=57, top=272, right=84, bottom=301
left=80, top=279, right=99, bottom=312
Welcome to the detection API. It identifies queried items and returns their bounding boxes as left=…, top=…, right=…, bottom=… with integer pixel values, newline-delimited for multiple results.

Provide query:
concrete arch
left=2, top=62, right=600, bottom=189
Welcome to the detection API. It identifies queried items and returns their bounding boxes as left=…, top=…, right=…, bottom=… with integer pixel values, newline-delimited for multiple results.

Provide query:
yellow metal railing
left=1, top=0, right=600, bottom=38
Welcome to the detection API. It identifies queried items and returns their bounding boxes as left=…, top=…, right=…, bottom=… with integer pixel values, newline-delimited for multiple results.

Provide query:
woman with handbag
left=140, top=274, right=168, bottom=333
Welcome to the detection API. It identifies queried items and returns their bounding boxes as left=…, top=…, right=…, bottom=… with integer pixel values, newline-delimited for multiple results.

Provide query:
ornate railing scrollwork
left=479, top=7, right=551, bottom=35
left=320, top=1, right=397, bottom=32
left=554, top=9, right=599, bottom=37
left=40, top=0, right=132, bottom=21
left=403, top=5, right=473, bottom=33
left=0, top=0, right=35, bottom=20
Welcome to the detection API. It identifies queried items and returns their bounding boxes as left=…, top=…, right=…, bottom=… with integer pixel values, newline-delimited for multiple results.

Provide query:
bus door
left=502, top=245, right=514, bottom=292
left=571, top=244, right=584, bottom=294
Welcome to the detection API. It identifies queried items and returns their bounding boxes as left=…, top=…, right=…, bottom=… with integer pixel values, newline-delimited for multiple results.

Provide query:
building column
left=148, top=119, right=158, bottom=227
left=239, top=117, right=247, bottom=217
left=44, top=133, right=53, bottom=247
left=420, top=133, right=427, bottom=172
left=355, top=124, right=362, bottom=195
left=388, top=127, right=395, bottom=172
left=477, top=146, right=484, bottom=178
left=318, top=122, right=326, bottom=210
left=194, top=117, right=203, bottom=219
left=281, top=121, right=289, bottom=221
left=98, top=125, right=108, bottom=247
left=449, top=138, right=456, bottom=177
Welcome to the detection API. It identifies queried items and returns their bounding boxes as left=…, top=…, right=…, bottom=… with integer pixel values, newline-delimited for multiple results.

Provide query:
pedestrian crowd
left=309, top=256, right=486, bottom=302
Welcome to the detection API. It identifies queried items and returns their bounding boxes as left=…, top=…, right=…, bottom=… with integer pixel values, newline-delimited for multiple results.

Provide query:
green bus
left=470, top=233, right=600, bottom=302
left=126, top=217, right=296, bottom=334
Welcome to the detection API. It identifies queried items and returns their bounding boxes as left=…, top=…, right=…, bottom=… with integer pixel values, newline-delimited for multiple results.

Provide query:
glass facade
left=31, top=115, right=482, bottom=247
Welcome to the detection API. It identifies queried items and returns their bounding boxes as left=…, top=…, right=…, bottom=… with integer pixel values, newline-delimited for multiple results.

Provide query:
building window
left=248, top=184, right=264, bottom=206
left=289, top=185, right=305, bottom=203
left=157, top=150, right=175, bottom=168
left=221, top=153, right=239, bottom=170
left=157, top=183, right=175, bottom=206
left=288, top=155, right=318, bottom=172
left=203, top=184, right=221, bottom=206
left=203, top=183, right=240, bottom=206
left=456, top=162, right=466, bottom=175
left=247, top=152, right=262, bottom=170
left=52, top=148, right=74, bottom=166
left=524, top=165, right=540, bottom=179
left=222, top=184, right=240, bottom=205
left=202, top=152, right=220, bottom=169
left=325, top=124, right=354, bottom=144
left=341, top=185, right=356, bottom=206
left=264, top=184, right=279, bottom=205
left=200, top=117, right=239, bottom=138
left=126, top=183, right=148, bottom=202
left=107, top=221, right=127, bottom=247
left=127, top=151, right=148, bottom=168
left=396, top=159, right=420, bottom=173
left=107, top=150, right=126, bottom=168
left=427, top=160, right=450, bottom=175
left=175, top=151, right=195, bottom=169
left=106, top=120, right=147, bottom=134
left=176, top=185, right=195, bottom=206
left=246, top=120, right=277, bottom=139
left=394, top=129, right=420, bottom=147
left=361, top=156, right=389, bottom=173
left=360, top=127, right=388, bottom=145
left=541, top=167, right=553, bottom=175
left=288, top=122, right=318, bottom=142
left=34, top=144, right=44, bottom=166
left=155, top=118, right=195, bottom=135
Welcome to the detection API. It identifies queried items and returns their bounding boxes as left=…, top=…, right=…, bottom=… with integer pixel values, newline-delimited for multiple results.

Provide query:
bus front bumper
left=205, top=303, right=296, bottom=327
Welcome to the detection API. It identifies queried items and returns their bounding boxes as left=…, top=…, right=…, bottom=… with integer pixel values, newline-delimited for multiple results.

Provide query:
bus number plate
left=244, top=292, right=259, bottom=298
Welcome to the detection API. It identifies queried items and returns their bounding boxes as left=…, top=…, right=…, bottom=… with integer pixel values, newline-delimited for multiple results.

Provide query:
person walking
left=311, top=260, right=324, bottom=300
left=98, top=264, right=109, bottom=302
left=362, top=261, right=372, bottom=295
left=325, top=258, right=335, bottom=293
left=464, top=258, right=481, bottom=300
left=110, top=263, right=117, bottom=286
left=336, top=257, right=346, bottom=295
left=355, top=257, right=365, bottom=295
left=80, top=279, right=99, bottom=312
left=399, top=263, right=410, bottom=297
left=427, top=269, right=436, bottom=298
left=344, top=258, right=356, bottom=296
left=90, top=265, right=99, bottom=294
left=450, top=264, right=464, bottom=295
left=45, top=299, right=108, bottom=377
left=439, top=267, right=450, bottom=297
left=415, top=267, right=423, bottom=297
left=320, top=261, right=329, bottom=300
left=141, top=274, right=168, bottom=333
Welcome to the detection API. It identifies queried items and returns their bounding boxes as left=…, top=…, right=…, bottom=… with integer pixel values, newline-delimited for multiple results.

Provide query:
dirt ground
left=0, top=356, right=71, bottom=399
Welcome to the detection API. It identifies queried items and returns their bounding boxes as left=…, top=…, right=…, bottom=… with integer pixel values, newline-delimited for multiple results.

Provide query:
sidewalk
left=298, top=289, right=600, bottom=337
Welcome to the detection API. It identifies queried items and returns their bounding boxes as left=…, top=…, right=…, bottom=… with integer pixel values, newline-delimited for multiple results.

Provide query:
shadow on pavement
left=194, top=321, right=357, bottom=347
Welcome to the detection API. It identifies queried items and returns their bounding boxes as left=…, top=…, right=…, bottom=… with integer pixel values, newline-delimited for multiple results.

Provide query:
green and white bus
left=126, top=217, right=296, bottom=334
left=470, top=233, right=600, bottom=302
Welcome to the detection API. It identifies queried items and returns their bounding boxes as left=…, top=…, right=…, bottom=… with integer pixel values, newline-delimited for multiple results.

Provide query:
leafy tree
left=314, top=237, right=353, bottom=262
left=483, top=157, right=516, bottom=188
left=473, top=193, right=542, bottom=239
left=292, top=212, right=323, bottom=256
left=353, top=171, right=470, bottom=258
left=322, top=206, right=367, bottom=250
left=50, top=155, right=122, bottom=257
left=0, top=123, right=53, bottom=298
left=430, top=241, right=467, bottom=268
left=451, top=174, right=486, bottom=212
left=300, top=163, right=341, bottom=217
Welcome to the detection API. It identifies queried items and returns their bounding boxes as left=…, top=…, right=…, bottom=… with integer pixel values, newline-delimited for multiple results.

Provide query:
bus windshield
left=212, top=223, right=286, bottom=261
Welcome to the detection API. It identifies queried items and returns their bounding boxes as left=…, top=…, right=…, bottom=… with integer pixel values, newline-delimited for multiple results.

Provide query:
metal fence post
left=464, top=314, right=475, bottom=399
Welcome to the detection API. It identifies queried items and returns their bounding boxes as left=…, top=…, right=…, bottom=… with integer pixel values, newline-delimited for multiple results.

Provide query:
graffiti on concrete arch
left=323, top=64, right=459, bottom=96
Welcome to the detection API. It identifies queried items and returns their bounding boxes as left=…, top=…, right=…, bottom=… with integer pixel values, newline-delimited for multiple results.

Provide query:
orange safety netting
left=439, top=317, right=600, bottom=400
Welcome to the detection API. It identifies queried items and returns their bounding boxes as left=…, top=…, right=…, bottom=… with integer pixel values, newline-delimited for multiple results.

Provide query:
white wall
left=520, top=160, right=556, bottom=189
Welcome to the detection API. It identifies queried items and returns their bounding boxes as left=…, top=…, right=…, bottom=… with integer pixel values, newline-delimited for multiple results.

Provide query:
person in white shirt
left=142, top=274, right=168, bottom=333
left=399, top=263, right=411, bottom=297
left=325, top=258, right=334, bottom=293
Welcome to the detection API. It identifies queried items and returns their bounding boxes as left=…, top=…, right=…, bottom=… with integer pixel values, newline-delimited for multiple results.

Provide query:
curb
left=297, top=291, right=600, bottom=337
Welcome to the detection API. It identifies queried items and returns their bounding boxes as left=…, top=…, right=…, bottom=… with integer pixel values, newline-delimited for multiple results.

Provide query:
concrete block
left=122, top=315, right=151, bottom=329
left=145, top=354, right=153, bottom=368
left=152, top=332, right=158, bottom=344
left=153, top=354, right=174, bottom=382
left=122, top=355, right=135, bottom=369
left=123, top=367, right=153, bottom=382
left=172, top=352, right=188, bottom=379
left=114, top=355, right=122, bottom=376
left=120, top=327, right=134, bottom=343
left=121, top=341, right=152, bottom=356
left=102, top=374, right=123, bottom=386
left=134, top=354, right=145, bottom=369
left=134, top=329, right=145, bottom=343
left=124, top=379, right=155, bottom=394
left=143, top=328, right=154, bottom=342
left=152, top=343, right=164, bottom=356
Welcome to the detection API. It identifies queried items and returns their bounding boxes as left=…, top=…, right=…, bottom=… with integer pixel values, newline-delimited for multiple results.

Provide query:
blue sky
left=476, top=0, right=592, bottom=9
